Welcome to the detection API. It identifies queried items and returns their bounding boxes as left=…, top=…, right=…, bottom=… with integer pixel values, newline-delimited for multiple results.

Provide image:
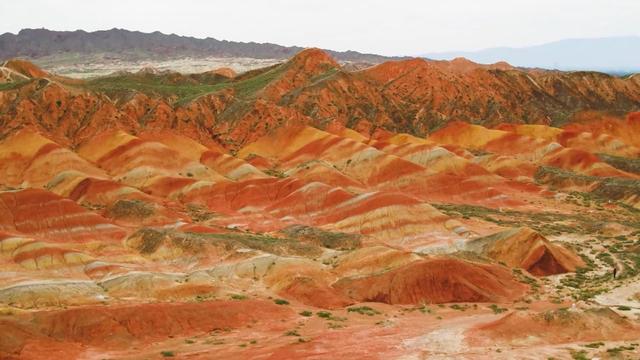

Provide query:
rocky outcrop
left=333, top=258, right=528, bottom=304
left=465, top=227, right=584, bottom=276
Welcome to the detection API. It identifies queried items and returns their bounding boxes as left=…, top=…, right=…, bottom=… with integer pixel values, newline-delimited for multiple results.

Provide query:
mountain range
left=3, top=29, right=639, bottom=74
left=422, top=36, right=640, bottom=74
left=0, top=28, right=397, bottom=63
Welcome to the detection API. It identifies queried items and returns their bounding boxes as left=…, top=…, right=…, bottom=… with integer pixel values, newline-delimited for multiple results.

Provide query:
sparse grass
left=540, top=308, right=574, bottom=324
left=488, top=304, right=507, bottom=314
left=606, top=345, right=636, bottom=354
left=281, top=225, right=362, bottom=250
left=299, top=310, right=313, bottom=317
left=160, top=351, right=175, bottom=357
left=583, top=342, right=604, bottom=348
left=327, top=322, right=345, bottom=329
left=193, top=232, right=323, bottom=258
left=127, top=228, right=166, bottom=254
left=431, top=203, right=590, bottom=236
left=204, top=339, right=225, bottom=345
left=597, top=153, right=640, bottom=175
left=449, top=304, right=470, bottom=311
left=85, top=74, right=229, bottom=105
left=347, top=306, right=381, bottom=316
left=285, top=330, right=300, bottom=336
left=106, top=199, right=154, bottom=219
left=536, top=166, right=640, bottom=209
left=435, top=177, right=640, bottom=237
left=316, top=311, right=346, bottom=322
left=264, top=168, right=288, bottom=178
left=512, top=268, right=540, bottom=291
left=570, top=350, right=588, bottom=360
left=560, top=259, right=613, bottom=301
left=232, top=63, right=286, bottom=99
left=0, top=80, right=30, bottom=91
left=186, top=203, right=217, bottom=222
left=230, top=294, right=248, bottom=300
left=160, top=230, right=322, bottom=258
left=596, top=252, right=615, bottom=266
left=82, top=61, right=286, bottom=107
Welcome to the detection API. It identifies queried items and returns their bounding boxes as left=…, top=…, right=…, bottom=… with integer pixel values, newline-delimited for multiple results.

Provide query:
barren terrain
left=0, top=50, right=639, bottom=359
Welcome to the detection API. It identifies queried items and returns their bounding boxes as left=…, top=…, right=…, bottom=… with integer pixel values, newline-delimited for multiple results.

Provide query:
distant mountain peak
left=289, top=48, right=339, bottom=69
left=422, top=36, right=640, bottom=74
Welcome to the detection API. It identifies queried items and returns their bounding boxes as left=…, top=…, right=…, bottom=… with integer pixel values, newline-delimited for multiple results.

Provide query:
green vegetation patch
left=127, top=228, right=166, bottom=254
left=281, top=225, right=362, bottom=250
left=570, top=350, right=589, bottom=360
left=317, top=311, right=333, bottom=319
left=232, top=63, right=287, bottom=99
left=106, top=199, right=154, bottom=219
left=0, top=80, right=30, bottom=91
left=316, top=311, right=346, bottom=322
left=597, top=153, right=640, bottom=175
left=198, top=232, right=323, bottom=258
left=85, top=73, right=229, bottom=104
left=535, top=166, right=640, bottom=206
left=347, top=306, right=381, bottom=316
left=433, top=203, right=584, bottom=236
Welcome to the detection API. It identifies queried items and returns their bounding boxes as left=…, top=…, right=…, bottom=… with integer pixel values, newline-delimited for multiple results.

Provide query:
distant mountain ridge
left=0, top=28, right=399, bottom=63
left=422, top=36, right=640, bottom=74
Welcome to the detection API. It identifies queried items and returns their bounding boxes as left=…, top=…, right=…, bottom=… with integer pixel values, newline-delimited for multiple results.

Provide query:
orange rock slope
left=0, top=50, right=639, bottom=359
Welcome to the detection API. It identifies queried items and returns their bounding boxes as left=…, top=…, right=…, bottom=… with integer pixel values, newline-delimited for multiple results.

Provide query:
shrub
left=274, top=299, right=290, bottom=305
left=489, top=304, right=507, bottom=314
left=347, top=306, right=381, bottom=316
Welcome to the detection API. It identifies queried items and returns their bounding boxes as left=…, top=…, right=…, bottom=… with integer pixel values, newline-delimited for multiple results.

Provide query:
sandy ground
left=33, top=55, right=282, bottom=78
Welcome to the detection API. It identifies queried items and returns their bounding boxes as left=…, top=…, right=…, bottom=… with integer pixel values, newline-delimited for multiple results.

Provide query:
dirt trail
left=400, top=313, right=500, bottom=359
left=595, top=281, right=640, bottom=318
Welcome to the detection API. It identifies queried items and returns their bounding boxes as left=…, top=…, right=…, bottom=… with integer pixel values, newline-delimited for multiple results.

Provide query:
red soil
left=0, top=300, right=295, bottom=358
left=0, top=188, right=126, bottom=242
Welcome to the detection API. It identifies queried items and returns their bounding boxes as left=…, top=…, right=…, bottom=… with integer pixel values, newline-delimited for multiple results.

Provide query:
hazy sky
left=1, top=0, right=638, bottom=56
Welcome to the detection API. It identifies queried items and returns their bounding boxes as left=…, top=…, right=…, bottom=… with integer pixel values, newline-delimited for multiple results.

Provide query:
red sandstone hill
left=1, top=49, right=638, bottom=150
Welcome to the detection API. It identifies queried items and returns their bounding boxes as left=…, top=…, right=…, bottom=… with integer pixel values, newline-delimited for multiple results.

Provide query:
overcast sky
left=1, top=0, right=638, bottom=56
